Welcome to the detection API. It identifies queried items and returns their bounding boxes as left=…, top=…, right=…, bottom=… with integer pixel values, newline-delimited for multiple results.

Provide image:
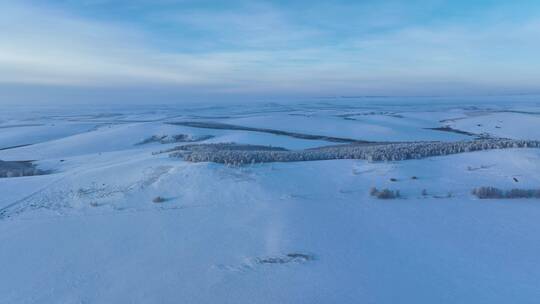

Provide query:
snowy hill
left=1, top=101, right=540, bottom=303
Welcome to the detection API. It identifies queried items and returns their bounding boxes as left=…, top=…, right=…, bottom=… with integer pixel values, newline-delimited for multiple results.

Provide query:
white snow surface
left=221, top=112, right=470, bottom=142
left=1, top=101, right=540, bottom=303
left=448, top=111, right=540, bottom=140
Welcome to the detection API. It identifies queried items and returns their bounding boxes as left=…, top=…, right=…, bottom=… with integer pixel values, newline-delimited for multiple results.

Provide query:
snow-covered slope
left=220, top=111, right=471, bottom=142
left=447, top=111, right=540, bottom=140
left=1, top=102, right=540, bottom=303
left=0, top=121, right=99, bottom=150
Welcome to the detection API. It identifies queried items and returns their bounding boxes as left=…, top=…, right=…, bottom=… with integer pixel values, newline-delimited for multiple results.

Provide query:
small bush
left=370, top=187, right=400, bottom=199
left=152, top=196, right=166, bottom=203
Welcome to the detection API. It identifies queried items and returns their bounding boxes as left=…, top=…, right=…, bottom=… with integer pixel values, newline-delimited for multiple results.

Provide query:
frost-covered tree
left=170, top=139, right=540, bottom=165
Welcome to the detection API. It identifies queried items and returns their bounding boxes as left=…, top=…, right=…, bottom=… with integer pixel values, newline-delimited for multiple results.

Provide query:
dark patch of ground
left=0, top=144, right=33, bottom=151
left=425, top=126, right=477, bottom=136
left=0, top=124, right=45, bottom=129
left=136, top=134, right=214, bottom=145
left=169, top=121, right=373, bottom=144
left=256, top=253, right=315, bottom=265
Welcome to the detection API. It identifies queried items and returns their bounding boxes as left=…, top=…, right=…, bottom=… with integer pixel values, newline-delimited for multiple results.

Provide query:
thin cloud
left=1, top=0, right=539, bottom=99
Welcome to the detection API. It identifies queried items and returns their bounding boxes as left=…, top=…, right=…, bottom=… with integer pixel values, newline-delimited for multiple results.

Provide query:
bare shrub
left=152, top=196, right=166, bottom=203
left=472, top=187, right=540, bottom=199
left=370, top=187, right=400, bottom=199
left=505, top=189, right=540, bottom=198
left=472, top=187, right=505, bottom=199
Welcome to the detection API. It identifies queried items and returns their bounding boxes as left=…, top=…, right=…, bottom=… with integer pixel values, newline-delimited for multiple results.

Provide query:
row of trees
left=472, top=187, right=540, bottom=199
left=171, top=139, right=540, bottom=165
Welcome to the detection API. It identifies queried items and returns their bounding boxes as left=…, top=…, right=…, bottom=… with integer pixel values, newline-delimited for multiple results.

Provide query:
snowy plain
left=1, top=99, right=540, bottom=303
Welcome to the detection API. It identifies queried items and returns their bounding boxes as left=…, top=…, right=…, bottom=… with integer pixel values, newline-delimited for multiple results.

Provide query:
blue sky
left=1, top=0, right=540, bottom=103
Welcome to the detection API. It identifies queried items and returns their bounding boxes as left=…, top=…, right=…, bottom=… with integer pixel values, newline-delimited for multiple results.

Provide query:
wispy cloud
left=1, top=0, right=540, bottom=102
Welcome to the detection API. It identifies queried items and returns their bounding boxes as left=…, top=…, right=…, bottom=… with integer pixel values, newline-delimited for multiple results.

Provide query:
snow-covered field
left=1, top=100, right=540, bottom=303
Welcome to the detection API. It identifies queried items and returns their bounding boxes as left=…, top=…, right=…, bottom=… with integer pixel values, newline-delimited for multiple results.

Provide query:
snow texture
left=1, top=101, right=540, bottom=304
